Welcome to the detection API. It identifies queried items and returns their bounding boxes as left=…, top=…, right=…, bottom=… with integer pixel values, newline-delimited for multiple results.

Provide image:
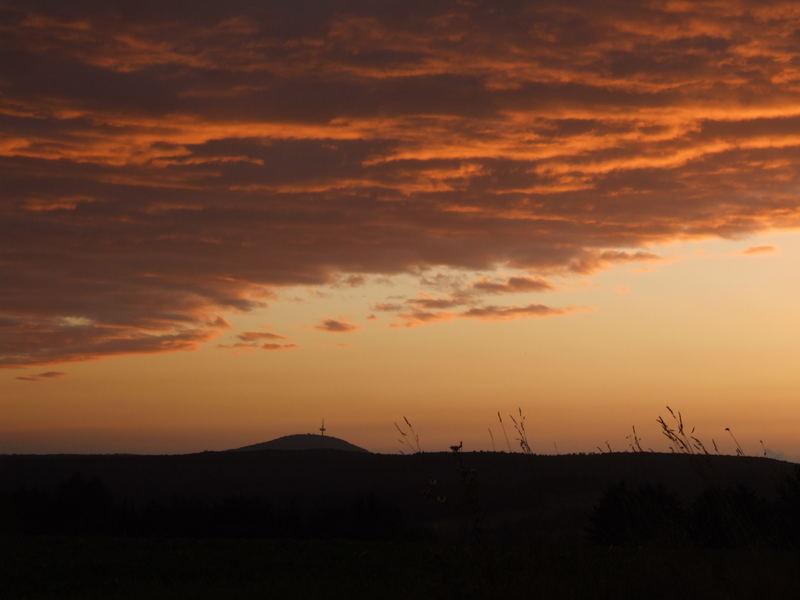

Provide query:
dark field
left=5, top=535, right=800, bottom=599
left=3, top=450, right=800, bottom=598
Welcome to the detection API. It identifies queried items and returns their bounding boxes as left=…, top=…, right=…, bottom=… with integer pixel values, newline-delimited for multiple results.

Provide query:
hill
left=231, top=433, right=368, bottom=453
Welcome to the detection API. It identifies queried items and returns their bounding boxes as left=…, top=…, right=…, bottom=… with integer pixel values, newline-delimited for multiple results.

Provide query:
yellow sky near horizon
left=4, top=230, right=799, bottom=459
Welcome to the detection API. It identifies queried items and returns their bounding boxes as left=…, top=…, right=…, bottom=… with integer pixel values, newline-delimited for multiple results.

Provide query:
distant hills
left=230, top=433, right=369, bottom=453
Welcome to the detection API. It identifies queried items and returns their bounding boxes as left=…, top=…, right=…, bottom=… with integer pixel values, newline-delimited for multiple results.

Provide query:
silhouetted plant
left=508, top=408, right=532, bottom=454
left=657, top=406, right=696, bottom=454
left=725, top=427, right=745, bottom=456
left=394, top=416, right=422, bottom=453
left=487, top=427, right=496, bottom=452
left=496, top=411, right=513, bottom=452
left=656, top=406, right=722, bottom=456
left=626, top=425, right=645, bottom=452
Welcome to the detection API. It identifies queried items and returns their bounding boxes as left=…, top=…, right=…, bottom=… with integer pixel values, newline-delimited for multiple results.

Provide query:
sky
left=2, top=0, right=800, bottom=457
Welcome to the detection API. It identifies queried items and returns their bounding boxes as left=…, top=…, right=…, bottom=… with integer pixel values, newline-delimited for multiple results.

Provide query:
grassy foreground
left=4, top=535, right=800, bottom=599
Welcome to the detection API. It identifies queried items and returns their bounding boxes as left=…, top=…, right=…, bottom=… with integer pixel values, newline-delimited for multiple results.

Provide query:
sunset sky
left=3, top=0, right=800, bottom=457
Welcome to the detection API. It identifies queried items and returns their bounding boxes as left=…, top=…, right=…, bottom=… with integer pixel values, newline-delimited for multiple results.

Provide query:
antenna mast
left=319, top=419, right=326, bottom=437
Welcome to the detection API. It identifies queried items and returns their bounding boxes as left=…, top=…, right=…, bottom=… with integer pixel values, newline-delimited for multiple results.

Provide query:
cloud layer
left=3, top=0, right=800, bottom=366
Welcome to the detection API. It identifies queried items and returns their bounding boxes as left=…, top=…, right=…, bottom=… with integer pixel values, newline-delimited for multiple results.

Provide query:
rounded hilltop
left=230, top=433, right=369, bottom=453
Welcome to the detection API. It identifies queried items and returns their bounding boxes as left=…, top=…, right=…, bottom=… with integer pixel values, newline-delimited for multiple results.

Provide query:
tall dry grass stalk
left=626, top=425, right=645, bottom=453
left=496, top=411, right=513, bottom=452
left=508, top=407, right=533, bottom=454
left=394, top=416, right=422, bottom=454
left=490, top=408, right=532, bottom=453
left=725, top=427, right=744, bottom=456
left=656, top=406, right=711, bottom=455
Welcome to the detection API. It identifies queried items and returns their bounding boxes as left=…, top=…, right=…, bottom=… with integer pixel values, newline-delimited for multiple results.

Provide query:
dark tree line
left=589, top=468, right=800, bottom=548
left=0, top=473, right=405, bottom=540
left=7, top=467, right=800, bottom=548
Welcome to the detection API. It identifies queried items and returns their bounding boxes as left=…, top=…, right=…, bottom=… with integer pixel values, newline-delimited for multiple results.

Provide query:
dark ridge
left=230, top=433, right=369, bottom=453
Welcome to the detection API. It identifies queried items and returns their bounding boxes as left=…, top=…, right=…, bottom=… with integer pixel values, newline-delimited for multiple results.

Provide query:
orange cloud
left=392, top=311, right=458, bottom=328
left=1, top=317, right=219, bottom=368
left=569, top=251, right=662, bottom=275
left=218, top=339, right=297, bottom=352
left=407, top=296, right=467, bottom=310
left=374, top=303, right=404, bottom=312
left=315, top=319, right=359, bottom=333
left=392, top=302, right=585, bottom=327
left=262, top=343, right=298, bottom=351
left=236, top=330, right=286, bottom=342
left=472, top=276, right=554, bottom=294
left=461, top=304, right=574, bottom=321
left=207, top=316, right=231, bottom=328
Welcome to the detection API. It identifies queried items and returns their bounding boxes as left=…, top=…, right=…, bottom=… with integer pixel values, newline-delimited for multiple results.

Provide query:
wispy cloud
left=461, top=304, right=575, bottom=321
left=218, top=327, right=297, bottom=352
left=315, top=319, right=359, bottom=333
left=262, top=343, right=298, bottom=351
left=472, top=276, right=554, bottom=294
left=740, top=245, right=777, bottom=256
left=392, top=303, right=589, bottom=327
left=236, top=330, right=286, bottom=342
left=16, top=371, right=68, bottom=382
